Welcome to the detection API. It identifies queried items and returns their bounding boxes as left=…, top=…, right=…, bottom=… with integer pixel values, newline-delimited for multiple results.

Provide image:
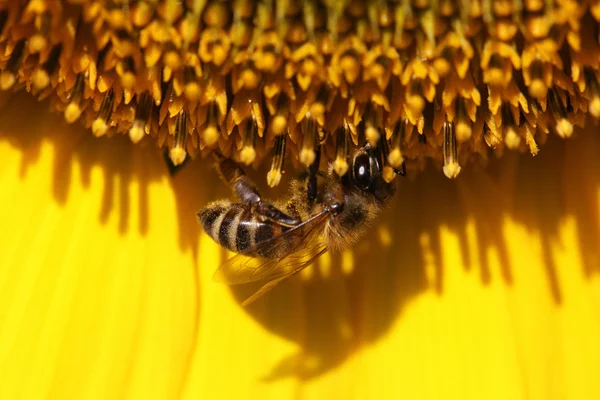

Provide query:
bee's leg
left=213, top=152, right=261, bottom=204
left=213, top=153, right=301, bottom=227
left=306, top=145, right=321, bottom=206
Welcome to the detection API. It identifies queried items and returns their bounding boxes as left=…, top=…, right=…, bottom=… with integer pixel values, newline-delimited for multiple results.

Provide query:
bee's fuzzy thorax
left=0, top=0, right=598, bottom=181
left=324, top=190, right=384, bottom=253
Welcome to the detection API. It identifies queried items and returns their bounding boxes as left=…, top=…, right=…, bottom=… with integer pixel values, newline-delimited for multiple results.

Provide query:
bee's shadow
left=227, top=216, right=429, bottom=380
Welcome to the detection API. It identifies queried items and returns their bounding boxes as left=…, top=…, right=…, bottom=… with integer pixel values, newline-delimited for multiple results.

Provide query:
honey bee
left=197, top=143, right=402, bottom=305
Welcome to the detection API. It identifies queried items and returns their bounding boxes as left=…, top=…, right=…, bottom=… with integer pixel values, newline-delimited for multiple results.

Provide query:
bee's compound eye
left=352, top=152, right=372, bottom=190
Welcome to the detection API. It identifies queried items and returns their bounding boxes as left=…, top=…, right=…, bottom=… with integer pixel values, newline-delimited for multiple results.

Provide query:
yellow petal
left=0, top=94, right=199, bottom=399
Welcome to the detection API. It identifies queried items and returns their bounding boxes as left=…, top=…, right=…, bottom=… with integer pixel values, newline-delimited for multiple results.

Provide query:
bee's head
left=349, top=144, right=396, bottom=202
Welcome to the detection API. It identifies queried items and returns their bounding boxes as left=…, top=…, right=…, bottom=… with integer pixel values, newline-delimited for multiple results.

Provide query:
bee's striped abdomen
left=198, top=202, right=288, bottom=256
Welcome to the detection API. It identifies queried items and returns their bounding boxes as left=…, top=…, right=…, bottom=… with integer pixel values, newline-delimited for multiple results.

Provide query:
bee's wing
left=240, top=242, right=328, bottom=306
left=213, top=209, right=330, bottom=286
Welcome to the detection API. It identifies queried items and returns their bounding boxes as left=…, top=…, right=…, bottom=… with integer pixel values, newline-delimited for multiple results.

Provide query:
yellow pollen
left=309, top=103, right=325, bottom=120
left=333, top=158, right=349, bottom=177
left=487, top=68, right=505, bottom=86
left=443, top=162, right=461, bottom=179
left=266, top=170, right=283, bottom=187
left=31, top=69, right=50, bottom=90
left=64, top=103, right=82, bottom=124
left=529, top=79, right=548, bottom=99
left=365, top=126, right=380, bottom=146
left=240, top=69, right=261, bottom=90
left=271, top=115, right=287, bottom=136
left=184, top=83, right=201, bottom=102
left=433, top=58, right=451, bottom=77
left=382, top=166, right=396, bottom=183
left=0, top=72, right=15, bottom=90
left=240, top=146, right=257, bottom=165
left=406, top=95, right=425, bottom=115
left=202, top=126, right=219, bottom=146
left=504, top=128, right=521, bottom=149
left=556, top=119, right=574, bottom=138
left=455, top=122, right=472, bottom=142
left=299, top=148, right=316, bottom=166
left=91, top=118, right=109, bottom=137
left=120, top=72, right=137, bottom=90
left=129, top=123, right=145, bottom=143
left=29, top=35, right=47, bottom=53
left=169, top=146, right=187, bottom=166
left=164, top=52, right=181, bottom=70
left=589, top=97, right=600, bottom=118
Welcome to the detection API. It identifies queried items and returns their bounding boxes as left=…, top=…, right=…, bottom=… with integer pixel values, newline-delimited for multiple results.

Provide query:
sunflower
left=1, top=1, right=600, bottom=399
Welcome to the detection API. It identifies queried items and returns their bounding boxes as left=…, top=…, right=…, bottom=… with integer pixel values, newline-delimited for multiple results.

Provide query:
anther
left=364, top=102, right=382, bottom=146
left=92, top=89, right=115, bottom=137
left=32, top=43, right=62, bottom=90
left=310, top=85, right=331, bottom=126
left=183, top=66, right=201, bottom=102
left=455, top=98, right=472, bottom=141
left=117, top=56, right=137, bottom=91
left=528, top=59, right=547, bottom=99
left=129, top=92, right=153, bottom=143
left=333, top=122, right=350, bottom=177
left=365, top=125, right=380, bottom=146
left=29, top=12, right=50, bottom=54
left=163, top=50, right=182, bottom=82
left=486, top=54, right=505, bottom=86
left=382, top=166, right=396, bottom=183
left=433, top=47, right=453, bottom=77
left=271, top=94, right=290, bottom=136
left=340, top=50, right=361, bottom=85
left=548, top=89, right=573, bottom=138
left=388, top=119, right=407, bottom=168
left=169, top=110, right=188, bottom=166
left=365, top=121, right=381, bottom=146
left=502, top=103, right=520, bottom=149
left=237, top=61, right=261, bottom=91
left=64, top=73, right=85, bottom=124
left=1, top=39, right=26, bottom=90
left=443, top=121, right=461, bottom=179
left=240, top=115, right=257, bottom=165
left=407, top=79, right=426, bottom=116
left=267, top=134, right=287, bottom=187
left=379, top=132, right=397, bottom=183
left=584, top=67, right=600, bottom=118
left=299, top=117, right=318, bottom=167
left=202, top=101, right=220, bottom=147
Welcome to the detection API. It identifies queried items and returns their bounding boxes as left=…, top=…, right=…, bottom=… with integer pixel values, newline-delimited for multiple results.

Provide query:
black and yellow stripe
left=198, top=202, right=286, bottom=257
